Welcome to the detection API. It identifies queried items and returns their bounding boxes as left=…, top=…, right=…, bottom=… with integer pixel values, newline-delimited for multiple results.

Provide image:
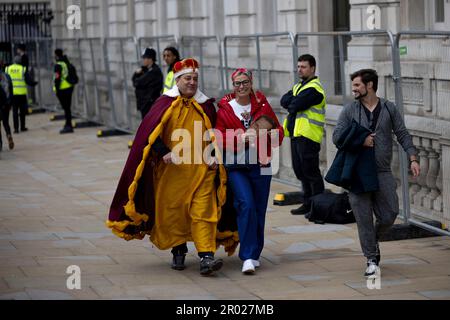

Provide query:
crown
left=173, top=58, right=200, bottom=79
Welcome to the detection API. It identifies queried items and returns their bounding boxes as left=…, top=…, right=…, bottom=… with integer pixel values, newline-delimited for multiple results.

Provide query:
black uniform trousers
left=56, top=87, right=74, bottom=128
left=11, top=95, right=28, bottom=132
left=290, top=136, right=325, bottom=206
left=1, top=104, right=12, bottom=136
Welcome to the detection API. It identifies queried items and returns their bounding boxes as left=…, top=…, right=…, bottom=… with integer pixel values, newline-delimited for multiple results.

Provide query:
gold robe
left=151, top=98, right=218, bottom=252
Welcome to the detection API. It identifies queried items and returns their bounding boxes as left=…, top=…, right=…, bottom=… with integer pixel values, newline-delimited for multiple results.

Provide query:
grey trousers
left=349, top=172, right=399, bottom=261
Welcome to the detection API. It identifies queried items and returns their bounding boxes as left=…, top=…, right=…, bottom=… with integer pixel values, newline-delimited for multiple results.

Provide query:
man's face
left=176, top=72, right=198, bottom=98
left=142, top=57, right=152, bottom=67
left=17, top=49, right=24, bottom=55
left=298, top=61, right=315, bottom=80
left=163, top=50, right=176, bottom=66
left=351, top=76, right=369, bottom=100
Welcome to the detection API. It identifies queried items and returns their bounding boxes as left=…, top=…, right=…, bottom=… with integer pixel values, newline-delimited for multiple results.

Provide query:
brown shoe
left=7, top=135, right=14, bottom=150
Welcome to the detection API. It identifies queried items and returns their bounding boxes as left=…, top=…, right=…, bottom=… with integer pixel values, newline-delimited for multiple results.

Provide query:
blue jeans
left=227, top=165, right=272, bottom=261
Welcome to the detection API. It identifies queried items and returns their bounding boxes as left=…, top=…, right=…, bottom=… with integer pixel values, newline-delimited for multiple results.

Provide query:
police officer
left=162, top=47, right=181, bottom=93
left=280, top=54, right=326, bottom=215
left=53, top=49, right=75, bottom=134
left=132, top=47, right=163, bottom=119
left=5, top=55, right=37, bottom=133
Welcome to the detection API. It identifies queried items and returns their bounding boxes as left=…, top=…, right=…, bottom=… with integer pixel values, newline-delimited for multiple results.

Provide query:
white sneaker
left=242, top=259, right=255, bottom=274
left=364, top=260, right=381, bottom=279
left=251, top=259, right=260, bottom=268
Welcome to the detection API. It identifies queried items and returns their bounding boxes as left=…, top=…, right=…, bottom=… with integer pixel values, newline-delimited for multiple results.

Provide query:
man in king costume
left=107, top=58, right=238, bottom=276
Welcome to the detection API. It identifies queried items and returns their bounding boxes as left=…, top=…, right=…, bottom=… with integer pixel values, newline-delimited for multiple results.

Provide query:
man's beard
left=300, top=75, right=309, bottom=81
left=353, top=90, right=368, bottom=100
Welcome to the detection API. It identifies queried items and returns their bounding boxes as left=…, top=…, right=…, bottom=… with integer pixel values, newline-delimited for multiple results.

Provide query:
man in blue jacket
left=333, top=69, right=420, bottom=279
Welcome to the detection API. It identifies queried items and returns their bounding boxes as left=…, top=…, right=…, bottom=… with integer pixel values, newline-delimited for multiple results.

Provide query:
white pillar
left=108, top=0, right=134, bottom=37
left=51, top=0, right=66, bottom=39
left=166, top=0, right=208, bottom=36
left=276, top=0, right=308, bottom=32
left=135, top=0, right=157, bottom=38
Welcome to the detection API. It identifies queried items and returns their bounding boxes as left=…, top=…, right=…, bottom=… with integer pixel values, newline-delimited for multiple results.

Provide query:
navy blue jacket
left=325, top=119, right=379, bottom=194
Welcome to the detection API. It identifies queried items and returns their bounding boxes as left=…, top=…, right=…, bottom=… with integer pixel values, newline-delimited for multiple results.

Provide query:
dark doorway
left=0, top=2, right=53, bottom=66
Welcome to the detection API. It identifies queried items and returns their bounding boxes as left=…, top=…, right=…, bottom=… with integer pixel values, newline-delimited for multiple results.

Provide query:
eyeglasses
left=233, top=80, right=251, bottom=88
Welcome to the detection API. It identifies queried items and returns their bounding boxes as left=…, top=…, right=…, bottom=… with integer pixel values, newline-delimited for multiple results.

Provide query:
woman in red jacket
left=216, top=68, right=284, bottom=274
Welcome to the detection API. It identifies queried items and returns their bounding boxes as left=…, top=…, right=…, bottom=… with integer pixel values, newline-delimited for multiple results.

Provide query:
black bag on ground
left=66, top=63, right=79, bottom=85
left=306, top=191, right=355, bottom=224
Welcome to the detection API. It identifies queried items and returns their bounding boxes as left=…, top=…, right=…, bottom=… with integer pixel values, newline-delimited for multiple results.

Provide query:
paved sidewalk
left=0, top=113, right=449, bottom=300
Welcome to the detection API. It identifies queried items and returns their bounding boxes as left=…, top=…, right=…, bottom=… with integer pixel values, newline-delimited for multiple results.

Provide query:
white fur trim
left=173, top=68, right=199, bottom=80
left=163, top=84, right=209, bottom=104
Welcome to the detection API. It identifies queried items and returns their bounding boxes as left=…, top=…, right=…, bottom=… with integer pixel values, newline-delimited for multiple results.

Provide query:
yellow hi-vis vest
left=163, top=70, right=175, bottom=93
left=5, top=64, right=27, bottom=96
left=53, top=61, right=73, bottom=91
left=283, top=78, right=326, bottom=143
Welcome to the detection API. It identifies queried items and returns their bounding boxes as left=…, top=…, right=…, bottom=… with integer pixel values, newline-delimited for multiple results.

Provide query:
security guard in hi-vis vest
left=53, top=49, right=75, bottom=134
left=5, top=55, right=37, bottom=133
left=280, top=54, right=326, bottom=216
left=162, top=47, right=181, bottom=93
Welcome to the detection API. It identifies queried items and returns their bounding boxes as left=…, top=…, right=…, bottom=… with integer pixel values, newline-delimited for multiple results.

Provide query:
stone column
left=207, top=0, right=225, bottom=37
left=347, top=0, right=401, bottom=98
left=166, top=0, right=208, bottom=36
left=224, top=0, right=256, bottom=35
left=399, top=0, right=425, bottom=30
left=135, top=0, right=157, bottom=38
left=86, top=0, right=102, bottom=38
left=50, top=0, right=66, bottom=39
left=349, top=0, right=401, bottom=33
left=276, top=0, right=308, bottom=33
left=108, top=0, right=134, bottom=37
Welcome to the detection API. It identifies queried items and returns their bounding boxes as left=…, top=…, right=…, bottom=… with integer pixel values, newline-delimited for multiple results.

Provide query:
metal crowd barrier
left=292, top=30, right=410, bottom=220
left=293, top=30, right=394, bottom=106
left=102, top=36, right=140, bottom=135
left=393, top=31, right=450, bottom=236
left=77, top=37, right=104, bottom=127
left=180, top=35, right=225, bottom=96
left=137, top=35, right=178, bottom=66
left=11, top=36, right=55, bottom=112
left=292, top=30, right=450, bottom=236
left=10, top=32, right=449, bottom=237
left=223, top=32, right=297, bottom=91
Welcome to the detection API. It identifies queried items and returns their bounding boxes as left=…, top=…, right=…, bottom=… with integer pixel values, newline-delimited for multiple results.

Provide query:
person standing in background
left=132, top=47, right=163, bottom=119
left=162, top=47, right=181, bottom=93
left=280, top=54, right=327, bottom=216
